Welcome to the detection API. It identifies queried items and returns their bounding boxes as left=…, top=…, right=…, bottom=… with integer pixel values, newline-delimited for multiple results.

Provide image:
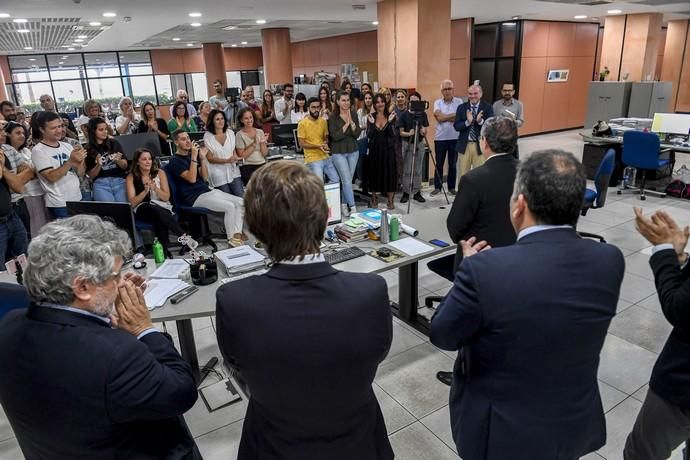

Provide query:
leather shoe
left=413, top=192, right=426, bottom=203
left=400, top=193, right=410, bottom=203
left=436, top=371, right=452, bottom=386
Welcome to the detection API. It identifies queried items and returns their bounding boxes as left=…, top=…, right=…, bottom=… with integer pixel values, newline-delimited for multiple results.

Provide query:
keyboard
left=324, top=247, right=366, bottom=265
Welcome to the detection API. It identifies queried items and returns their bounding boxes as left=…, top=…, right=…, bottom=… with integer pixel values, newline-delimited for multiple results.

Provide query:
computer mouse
left=377, top=247, right=392, bottom=258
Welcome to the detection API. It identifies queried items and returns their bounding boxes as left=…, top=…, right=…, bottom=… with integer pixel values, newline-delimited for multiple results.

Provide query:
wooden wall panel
left=224, top=48, right=241, bottom=70
left=542, top=83, right=571, bottom=132
left=620, top=13, right=663, bottom=81
left=302, top=40, right=321, bottom=67
left=519, top=57, right=547, bottom=135
left=450, top=59, right=469, bottom=92
left=661, top=20, right=689, bottom=111
left=522, top=21, right=549, bottom=58
left=656, top=27, right=667, bottom=80
left=574, top=23, right=599, bottom=57
left=547, top=22, right=576, bottom=57
left=182, top=49, right=204, bottom=73
left=292, top=42, right=305, bottom=68
left=600, top=16, right=626, bottom=80
left=239, top=47, right=263, bottom=70
left=318, top=37, right=339, bottom=66
left=450, top=19, right=471, bottom=60
left=0, top=55, right=11, bottom=83
left=337, top=34, right=357, bottom=63
left=356, top=31, right=378, bottom=62
left=568, top=56, right=596, bottom=127
left=377, top=0, right=396, bottom=87
left=151, top=49, right=183, bottom=74
left=677, top=36, right=690, bottom=112
left=595, top=26, right=604, bottom=79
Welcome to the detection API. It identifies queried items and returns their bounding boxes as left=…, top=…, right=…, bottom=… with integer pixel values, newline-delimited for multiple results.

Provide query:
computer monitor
left=292, top=129, right=302, bottom=152
left=652, top=113, right=690, bottom=135
left=116, top=132, right=161, bottom=160
left=66, top=201, right=137, bottom=249
left=324, top=182, right=342, bottom=225
left=272, top=123, right=298, bottom=149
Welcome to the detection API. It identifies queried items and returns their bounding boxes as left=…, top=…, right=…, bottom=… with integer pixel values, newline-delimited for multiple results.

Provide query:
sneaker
left=430, top=189, right=441, bottom=196
left=400, top=193, right=410, bottom=203
left=413, top=192, right=426, bottom=203
left=341, top=204, right=350, bottom=218
left=449, top=189, right=457, bottom=196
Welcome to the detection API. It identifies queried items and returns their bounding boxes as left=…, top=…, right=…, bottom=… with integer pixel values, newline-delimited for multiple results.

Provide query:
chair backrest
left=116, top=131, right=161, bottom=160
left=622, top=130, right=662, bottom=170
left=593, top=149, right=616, bottom=208
left=0, top=282, right=30, bottom=320
left=162, top=165, right=180, bottom=213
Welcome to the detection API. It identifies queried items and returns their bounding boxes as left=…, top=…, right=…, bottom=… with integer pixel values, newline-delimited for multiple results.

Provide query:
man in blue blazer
left=430, top=150, right=625, bottom=460
left=216, top=161, right=394, bottom=460
left=0, top=215, right=200, bottom=460
left=454, top=84, right=494, bottom=178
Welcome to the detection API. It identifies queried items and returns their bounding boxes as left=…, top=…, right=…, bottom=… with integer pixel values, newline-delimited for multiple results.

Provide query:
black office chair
left=578, top=148, right=615, bottom=243
left=424, top=254, right=455, bottom=308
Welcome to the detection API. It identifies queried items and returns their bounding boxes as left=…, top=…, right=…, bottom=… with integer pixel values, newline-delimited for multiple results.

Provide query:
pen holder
left=190, top=257, right=218, bottom=286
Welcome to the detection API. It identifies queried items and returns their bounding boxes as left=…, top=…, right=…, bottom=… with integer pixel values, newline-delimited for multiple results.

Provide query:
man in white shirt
left=168, top=90, right=197, bottom=118
left=274, top=83, right=295, bottom=125
left=432, top=80, right=463, bottom=195
left=31, top=112, right=85, bottom=219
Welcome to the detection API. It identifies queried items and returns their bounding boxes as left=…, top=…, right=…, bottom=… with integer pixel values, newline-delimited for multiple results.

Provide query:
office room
left=0, top=0, right=690, bottom=459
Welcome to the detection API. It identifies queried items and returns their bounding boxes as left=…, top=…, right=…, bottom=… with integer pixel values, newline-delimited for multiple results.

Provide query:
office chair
left=578, top=149, right=615, bottom=243
left=163, top=166, right=219, bottom=253
left=617, top=131, right=671, bottom=200
left=0, top=282, right=30, bottom=320
left=423, top=254, right=455, bottom=308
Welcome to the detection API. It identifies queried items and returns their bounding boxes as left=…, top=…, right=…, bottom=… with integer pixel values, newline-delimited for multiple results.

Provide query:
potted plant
left=599, top=66, right=610, bottom=81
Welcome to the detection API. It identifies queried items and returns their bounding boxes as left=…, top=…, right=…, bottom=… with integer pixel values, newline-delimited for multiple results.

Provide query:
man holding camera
left=398, top=91, right=429, bottom=204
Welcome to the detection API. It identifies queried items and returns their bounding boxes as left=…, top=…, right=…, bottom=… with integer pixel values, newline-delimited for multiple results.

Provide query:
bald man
left=454, top=85, right=494, bottom=177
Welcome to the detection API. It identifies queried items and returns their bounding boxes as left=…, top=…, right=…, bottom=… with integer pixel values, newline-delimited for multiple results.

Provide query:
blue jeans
left=434, top=139, right=459, bottom=191
left=48, top=207, right=70, bottom=219
left=93, top=177, right=127, bottom=202
left=0, top=212, right=28, bottom=262
left=331, top=151, right=359, bottom=207
left=307, top=158, right=340, bottom=184
left=216, top=177, right=245, bottom=198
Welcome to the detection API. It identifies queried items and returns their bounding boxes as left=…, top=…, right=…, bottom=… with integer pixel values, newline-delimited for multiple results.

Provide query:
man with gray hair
left=431, top=150, right=624, bottom=459
left=432, top=79, right=462, bottom=195
left=169, top=89, right=197, bottom=118
left=0, top=215, right=201, bottom=459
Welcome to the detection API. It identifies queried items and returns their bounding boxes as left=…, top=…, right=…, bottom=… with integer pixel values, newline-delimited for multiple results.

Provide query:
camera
left=409, top=100, right=429, bottom=113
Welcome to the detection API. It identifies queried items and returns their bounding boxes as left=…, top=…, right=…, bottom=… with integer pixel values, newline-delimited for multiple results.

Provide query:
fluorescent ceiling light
left=607, top=9, right=622, bottom=14
left=24, top=46, right=32, bottom=50
left=58, top=61, right=64, bottom=64
left=103, top=12, right=116, bottom=18
left=512, top=16, right=520, bottom=20
left=68, top=47, right=75, bottom=51
left=190, top=22, right=201, bottom=27
left=74, top=38, right=84, bottom=42
left=231, top=44, right=237, bottom=47
left=28, top=58, right=36, bottom=61
left=172, top=37, right=180, bottom=41
left=89, top=21, right=102, bottom=26
left=504, top=22, right=516, bottom=26
left=13, top=18, right=28, bottom=23
left=0, top=13, right=10, bottom=18
left=189, top=12, right=202, bottom=17
left=574, top=15, right=587, bottom=19
left=78, top=35, right=87, bottom=39
left=186, top=43, right=194, bottom=46
left=256, top=19, right=266, bottom=24
left=17, top=29, right=30, bottom=33
left=372, top=21, right=379, bottom=25
left=241, top=41, right=248, bottom=45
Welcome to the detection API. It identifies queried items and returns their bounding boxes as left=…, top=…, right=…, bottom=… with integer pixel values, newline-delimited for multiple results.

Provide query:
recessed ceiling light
left=574, top=15, right=587, bottom=19
left=74, top=38, right=84, bottom=42
left=190, top=22, right=201, bottom=27
left=256, top=19, right=266, bottom=24
left=68, top=47, right=75, bottom=51
left=372, top=21, right=379, bottom=25
left=89, top=21, right=102, bottom=26
left=241, top=41, right=248, bottom=45
left=224, top=26, right=236, bottom=30
left=189, top=12, right=202, bottom=17
left=13, top=18, right=28, bottom=23
left=62, top=55, right=68, bottom=58
left=17, top=29, right=30, bottom=33
left=186, top=43, right=194, bottom=46
left=172, top=37, right=180, bottom=41
left=504, top=22, right=516, bottom=26
left=591, top=17, right=599, bottom=21
left=24, top=46, right=32, bottom=50
left=58, top=61, right=64, bottom=64
left=512, top=16, right=520, bottom=20
left=102, top=12, right=116, bottom=18
left=231, top=44, right=237, bottom=47
left=28, top=58, right=36, bottom=61
left=96, top=58, right=100, bottom=61
left=77, top=35, right=87, bottom=39
left=62, top=45, right=71, bottom=48
left=607, top=9, right=622, bottom=14
left=0, top=13, right=10, bottom=18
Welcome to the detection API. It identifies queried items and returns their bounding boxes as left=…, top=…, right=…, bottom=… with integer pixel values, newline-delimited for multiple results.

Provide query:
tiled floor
left=0, top=130, right=687, bottom=459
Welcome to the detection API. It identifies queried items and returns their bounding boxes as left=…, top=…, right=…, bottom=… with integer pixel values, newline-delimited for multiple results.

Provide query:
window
left=119, top=51, right=153, bottom=76
left=87, top=77, right=123, bottom=111
left=52, top=80, right=87, bottom=113
left=186, top=73, right=208, bottom=102
left=154, top=75, right=174, bottom=105
left=125, top=75, right=157, bottom=106
left=9, top=55, right=49, bottom=83
left=84, top=52, right=120, bottom=78
left=226, top=71, right=242, bottom=90
left=13, top=81, right=53, bottom=112
left=47, top=54, right=85, bottom=80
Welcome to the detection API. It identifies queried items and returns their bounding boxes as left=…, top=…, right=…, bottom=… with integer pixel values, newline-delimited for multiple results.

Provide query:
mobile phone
left=429, top=239, right=450, bottom=248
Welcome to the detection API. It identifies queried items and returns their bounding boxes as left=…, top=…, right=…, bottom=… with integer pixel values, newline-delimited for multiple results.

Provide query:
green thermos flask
left=390, top=217, right=400, bottom=241
left=152, top=238, right=166, bottom=264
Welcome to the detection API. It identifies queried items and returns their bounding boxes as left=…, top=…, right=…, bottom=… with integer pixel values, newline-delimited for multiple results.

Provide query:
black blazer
left=430, top=228, right=624, bottom=460
left=648, top=248, right=690, bottom=409
left=447, top=153, right=518, bottom=273
left=216, top=262, right=394, bottom=460
left=453, top=100, right=494, bottom=154
left=0, top=305, right=200, bottom=460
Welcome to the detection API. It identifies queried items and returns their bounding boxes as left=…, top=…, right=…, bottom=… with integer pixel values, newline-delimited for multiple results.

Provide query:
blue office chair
left=578, top=149, right=616, bottom=243
left=163, top=166, right=219, bottom=253
left=0, top=282, right=30, bottom=321
left=618, top=131, right=671, bottom=200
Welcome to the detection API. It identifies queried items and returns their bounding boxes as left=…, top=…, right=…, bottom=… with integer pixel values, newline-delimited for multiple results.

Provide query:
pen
left=170, top=286, right=199, bottom=304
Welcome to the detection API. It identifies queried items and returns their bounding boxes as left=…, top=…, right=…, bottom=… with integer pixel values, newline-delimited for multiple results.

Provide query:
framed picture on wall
left=547, top=69, right=569, bottom=82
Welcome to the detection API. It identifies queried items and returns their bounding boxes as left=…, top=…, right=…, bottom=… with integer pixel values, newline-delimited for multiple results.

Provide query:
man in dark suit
left=0, top=215, right=200, bottom=460
left=436, top=116, right=520, bottom=386
left=454, top=84, right=494, bottom=178
left=216, top=161, right=394, bottom=460
left=625, top=208, right=690, bottom=460
left=430, top=150, right=625, bottom=460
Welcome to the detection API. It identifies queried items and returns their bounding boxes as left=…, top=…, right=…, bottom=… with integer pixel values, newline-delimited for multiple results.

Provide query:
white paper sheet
left=144, top=279, right=190, bottom=310
left=149, top=259, right=190, bottom=279
left=215, top=246, right=265, bottom=270
left=387, top=238, right=435, bottom=256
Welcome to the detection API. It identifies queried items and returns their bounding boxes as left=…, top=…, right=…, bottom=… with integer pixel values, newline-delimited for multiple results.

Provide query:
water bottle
left=152, top=238, right=166, bottom=264
left=390, top=217, right=400, bottom=241
left=623, top=166, right=637, bottom=188
left=380, top=209, right=390, bottom=244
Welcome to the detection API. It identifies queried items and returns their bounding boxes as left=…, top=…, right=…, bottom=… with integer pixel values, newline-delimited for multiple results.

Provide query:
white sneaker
left=341, top=204, right=350, bottom=217
left=350, top=205, right=357, bottom=214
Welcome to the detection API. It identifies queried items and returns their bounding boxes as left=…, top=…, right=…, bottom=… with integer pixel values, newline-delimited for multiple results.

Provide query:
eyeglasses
left=442, top=87, right=453, bottom=91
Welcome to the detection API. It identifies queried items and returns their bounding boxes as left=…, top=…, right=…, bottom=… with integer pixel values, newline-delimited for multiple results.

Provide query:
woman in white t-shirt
left=235, top=107, right=268, bottom=186
left=203, top=109, right=243, bottom=197
left=115, top=97, right=139, bottom=135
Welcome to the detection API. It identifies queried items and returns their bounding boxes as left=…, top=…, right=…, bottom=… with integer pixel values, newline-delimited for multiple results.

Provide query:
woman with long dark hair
left=85, top=117, right=128, bottom=202
left=167, top=101, right=197, bottom=133
left=328, top=90, right=361, bottom=216
left=290, top=92, right=308, bottom=124
left=260, top=89, right=277, bottom=141
left=318, top=86, right=333, bottom=120
left=203, top=109, right=243, bottom=197
left=137, top=101, right=171, bottom=156
left=126, top=148, right=185, bottom=257
left=365, top=93, right=398, bottom=209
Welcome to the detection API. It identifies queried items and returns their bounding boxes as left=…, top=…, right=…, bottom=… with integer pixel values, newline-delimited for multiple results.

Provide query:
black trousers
left=240, top=164, right=264, bottom=186
left=135, top=203, right=185, bottom=250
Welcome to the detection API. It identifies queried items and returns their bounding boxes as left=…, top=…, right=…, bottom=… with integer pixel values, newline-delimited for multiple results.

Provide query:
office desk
left=580, top=131, right=690, bottom=153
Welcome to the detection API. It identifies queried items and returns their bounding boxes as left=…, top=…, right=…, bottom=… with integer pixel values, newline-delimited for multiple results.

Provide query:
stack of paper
left=144, top=279, right=190, bottom=310
left=215, top=246, right=266, bottom=274
left=149, top=259, right=190, bottom=279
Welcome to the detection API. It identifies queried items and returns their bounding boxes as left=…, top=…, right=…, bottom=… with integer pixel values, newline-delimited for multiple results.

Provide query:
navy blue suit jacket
left=430, top=228, right=624, bottom=460
left=454, top=100, right=494, bottom=154
left=216, top=262, right=394, bottom=460
left=0, top=305, right=200, bottom=460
